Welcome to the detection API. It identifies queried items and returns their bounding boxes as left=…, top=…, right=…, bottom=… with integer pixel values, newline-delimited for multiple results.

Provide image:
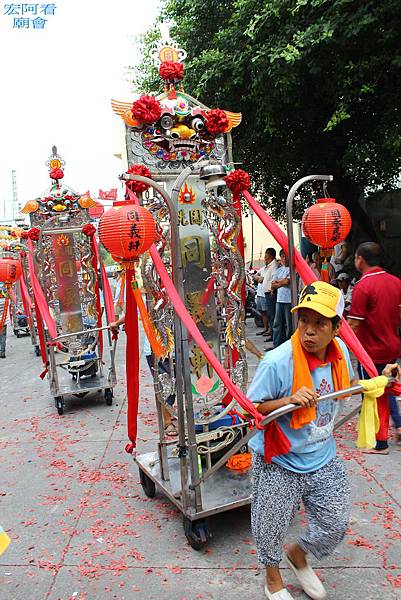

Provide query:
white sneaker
left=264, top=584, right=294, bottom=600
left=285, top=555, right=327, bottom=599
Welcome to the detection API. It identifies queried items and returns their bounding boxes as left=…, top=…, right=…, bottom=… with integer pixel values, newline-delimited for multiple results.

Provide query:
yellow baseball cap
left=292, top=281, right=344, bottom=318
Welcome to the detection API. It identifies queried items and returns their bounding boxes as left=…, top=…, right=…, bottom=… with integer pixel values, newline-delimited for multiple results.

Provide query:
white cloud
left=0, top=0, right=160, bottom=220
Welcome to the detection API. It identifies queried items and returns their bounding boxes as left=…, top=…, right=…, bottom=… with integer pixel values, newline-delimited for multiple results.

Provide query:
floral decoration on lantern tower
left=301, top=197, right=352, bottom=256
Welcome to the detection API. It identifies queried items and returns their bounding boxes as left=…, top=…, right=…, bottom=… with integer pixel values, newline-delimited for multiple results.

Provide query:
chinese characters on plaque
left=4, top=3, right=57, bottom=29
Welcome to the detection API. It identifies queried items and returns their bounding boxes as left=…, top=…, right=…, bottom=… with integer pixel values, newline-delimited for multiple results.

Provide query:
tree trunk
left=329, top=173, right=398, bottom=274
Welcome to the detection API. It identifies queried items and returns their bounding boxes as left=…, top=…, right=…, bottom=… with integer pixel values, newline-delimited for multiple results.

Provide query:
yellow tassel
left=356, top=376, right=388, bottom=448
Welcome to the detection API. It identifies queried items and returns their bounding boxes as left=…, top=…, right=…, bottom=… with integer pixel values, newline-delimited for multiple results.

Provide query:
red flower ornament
left=126, top=165, right=152, bottom=194
left=225, top=169, right=251, bottom=196
left=28, top=227, right=40, bottom=241
left=82, top=223, right=96, bottom=237
left=131, top=95, right=162, bottom=124
left=50, top=168, right=64, bottom=180
left=205, top=108, right=229, bottom=134
left=159, top=61, right=184, bottom=82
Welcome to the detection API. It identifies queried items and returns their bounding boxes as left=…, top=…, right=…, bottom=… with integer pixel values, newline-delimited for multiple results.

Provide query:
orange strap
left=131, top=279, right=165, bottom=358
left=0, top=293, right=10, bottom=330
left=117, top=272, right=126, bottom=306
left=290, top=329, right=350, bottom=429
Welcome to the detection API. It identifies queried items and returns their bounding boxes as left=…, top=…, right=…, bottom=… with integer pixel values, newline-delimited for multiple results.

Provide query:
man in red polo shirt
left=348, top=242, right=401, bottom=453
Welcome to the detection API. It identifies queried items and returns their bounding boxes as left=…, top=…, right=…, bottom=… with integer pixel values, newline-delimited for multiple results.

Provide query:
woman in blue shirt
left=248, top=281, right=400, bottom=600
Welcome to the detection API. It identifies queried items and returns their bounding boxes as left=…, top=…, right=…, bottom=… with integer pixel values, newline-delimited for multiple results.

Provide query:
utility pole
left=11, top=169, right=24, bottom=225
left=11, top=169, right=18, bottom=222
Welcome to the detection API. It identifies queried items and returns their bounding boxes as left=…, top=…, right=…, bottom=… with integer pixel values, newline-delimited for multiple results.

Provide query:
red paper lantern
left=88, top=201, right=104, bottom=220
left=0, top=257, right=22, bottom=285
left=301, top=198, right=352, bottom=250
left=98, top=204, right=157, bottom=263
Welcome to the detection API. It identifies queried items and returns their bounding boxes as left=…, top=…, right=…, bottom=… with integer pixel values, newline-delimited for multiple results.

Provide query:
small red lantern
left=0, top=257, right=22, bottom=285
left=301, top=198, right=352, bottom=251
left=98, top=204, right=157, bottom=263
left=88, top=201, right=105, bottom=220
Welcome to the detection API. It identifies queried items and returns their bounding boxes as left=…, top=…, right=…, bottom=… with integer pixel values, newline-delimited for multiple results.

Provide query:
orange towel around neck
left=290, top=329, right=350, bottom=429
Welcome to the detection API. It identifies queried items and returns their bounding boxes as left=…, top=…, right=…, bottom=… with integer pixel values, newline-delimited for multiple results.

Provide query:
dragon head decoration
left=112, top=39, right=241, bottom=166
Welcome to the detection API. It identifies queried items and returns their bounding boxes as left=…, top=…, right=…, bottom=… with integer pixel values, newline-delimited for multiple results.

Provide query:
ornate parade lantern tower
left=112, top=36, right=246, bottom=424
left=20, top=148, right=117, bottom=415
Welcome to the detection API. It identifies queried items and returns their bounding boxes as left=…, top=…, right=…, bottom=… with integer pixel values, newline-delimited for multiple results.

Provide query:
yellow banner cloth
left=356, top=376, right=388, bottom=448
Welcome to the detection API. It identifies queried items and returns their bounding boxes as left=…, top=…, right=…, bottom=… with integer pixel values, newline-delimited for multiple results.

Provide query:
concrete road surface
left=0, top=324, right=400, bottom=599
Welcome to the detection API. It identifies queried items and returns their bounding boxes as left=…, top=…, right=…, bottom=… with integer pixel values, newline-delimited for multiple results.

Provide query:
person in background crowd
left=330, top=242, right=344, bottom=276
left=113, top=267, right=126, bottom=320
left=330, top=241, right=354, bottom=276
left=312, top=252, right=336, bottom=283
left=0, top=287, right=8, bottom=359
left=336, top=272, right=350, bottom=295
left=253, top=249, right=276, bottom=338
left=263, top=248, right=279, bottom=341
left=271, top=250, right=292, bottom=348
left=348, top=242, right=401, bottom=451
left=335, top=273, right=351, bottom=315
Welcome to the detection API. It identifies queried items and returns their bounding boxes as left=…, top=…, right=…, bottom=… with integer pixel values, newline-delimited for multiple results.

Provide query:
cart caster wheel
left=72, top=373, right=77, bottom=382
left=16, top=332, right=20, bottom=338
left=34, top=345, right=40, bottom=357
left=55, top=397, right=64, bottom=415
left=105, top=388, right=113, bottom=406
left=183, top=517, right=211, bottom=550
left=139, top=468, right=156, bottom=498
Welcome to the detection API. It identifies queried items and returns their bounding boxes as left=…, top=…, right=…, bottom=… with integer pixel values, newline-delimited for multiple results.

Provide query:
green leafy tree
left=134, top=0, right=401, bottom=244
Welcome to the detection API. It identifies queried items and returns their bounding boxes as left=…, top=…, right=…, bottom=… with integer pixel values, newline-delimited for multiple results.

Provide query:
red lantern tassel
left=19, top=266, right=33, bottom=333
left=125, top=268, right=140, bottom=454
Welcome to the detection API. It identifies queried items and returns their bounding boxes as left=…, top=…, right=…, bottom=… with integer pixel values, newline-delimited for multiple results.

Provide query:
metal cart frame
left=37, top=221, right=118, bottom=415
left=120, top=171, right=373, bottom=549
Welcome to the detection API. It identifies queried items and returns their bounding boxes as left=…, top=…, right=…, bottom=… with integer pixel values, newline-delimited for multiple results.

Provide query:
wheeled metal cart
left=22, top=147, right=118, bottom=414
left=45, top=324, right=117, bottom=415
left=136, top=382, right=377, bottom=549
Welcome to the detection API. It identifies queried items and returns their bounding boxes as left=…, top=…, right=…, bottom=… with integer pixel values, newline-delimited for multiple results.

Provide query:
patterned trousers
left=251, top=454, right=350, bottom=566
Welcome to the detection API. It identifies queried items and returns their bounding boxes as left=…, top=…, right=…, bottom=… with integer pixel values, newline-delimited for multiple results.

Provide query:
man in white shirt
left=253, top=248, right=278, bottom=337
left=263, top=248, right=279, bottom=339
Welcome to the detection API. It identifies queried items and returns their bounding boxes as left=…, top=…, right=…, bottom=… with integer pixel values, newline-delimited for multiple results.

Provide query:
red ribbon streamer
left=101, top=262, right=116, bottom=324
left=125, top=268, right=140, bottom=449
left=19, top=266, right=33, bottom=332
left=90, top=234, right=116, bottom=325
left=264, top=421, right=292, bottom=463
left=243, top=190, right=377, bottom=378
left=88, top=235, right=103, bottom=357
left=26, top=240, right=50, bottom=369
left=27, top=239, right=58, bottom=339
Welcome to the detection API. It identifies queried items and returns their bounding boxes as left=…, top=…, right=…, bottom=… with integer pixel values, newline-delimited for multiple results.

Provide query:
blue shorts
left=256, top=295, right=268, bottom=312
